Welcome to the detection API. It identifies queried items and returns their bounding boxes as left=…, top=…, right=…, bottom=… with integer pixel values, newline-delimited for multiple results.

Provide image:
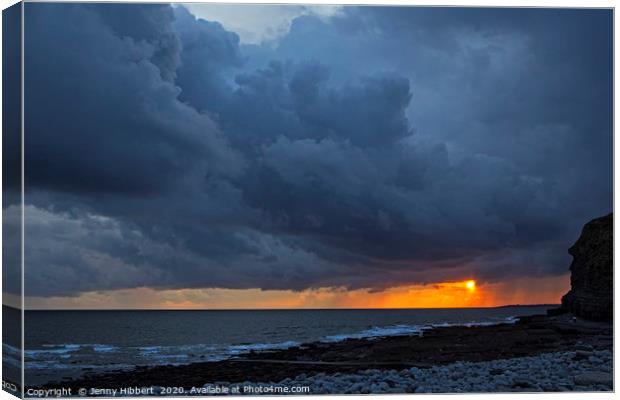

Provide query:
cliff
left=560, top=213, right=613, bottom=321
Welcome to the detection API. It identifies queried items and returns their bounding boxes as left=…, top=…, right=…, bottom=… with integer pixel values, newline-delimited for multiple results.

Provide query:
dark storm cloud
left=173, top=5, right=243, bottom=113
left=213, top=60, right=412, bottom=149
left=289, top=68, right=413, bottom=147
left=18, top=4, right=612, bottom=297
left=24, top=3, right=242, bottom=196
left=92, top=4, right=182, bottom=82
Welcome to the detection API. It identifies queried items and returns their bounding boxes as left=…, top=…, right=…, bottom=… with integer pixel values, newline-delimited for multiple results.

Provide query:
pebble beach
left=235, top=347, right=613, bottom=394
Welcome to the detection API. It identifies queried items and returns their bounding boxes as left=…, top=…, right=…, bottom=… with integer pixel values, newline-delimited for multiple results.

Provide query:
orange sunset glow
left=23, top=274, right=569, bottom=310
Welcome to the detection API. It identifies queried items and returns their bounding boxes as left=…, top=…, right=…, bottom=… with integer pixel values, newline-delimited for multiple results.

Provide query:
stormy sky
left=6, top=4, right=612, bottom=301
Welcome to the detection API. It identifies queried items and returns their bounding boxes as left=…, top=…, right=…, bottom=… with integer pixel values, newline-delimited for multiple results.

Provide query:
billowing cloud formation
left=24, top=3, right=242, bottom=196
left=12, top=4, right=612, bottom=298
left=185, top=4, right=343, bottom=44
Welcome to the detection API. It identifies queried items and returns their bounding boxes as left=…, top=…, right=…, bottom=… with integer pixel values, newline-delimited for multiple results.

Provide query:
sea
left=2, top=305, right=556, bottom=386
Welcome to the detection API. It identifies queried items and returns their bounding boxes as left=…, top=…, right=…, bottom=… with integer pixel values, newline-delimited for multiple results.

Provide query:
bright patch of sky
left=183, top=3, right=343, bottom=44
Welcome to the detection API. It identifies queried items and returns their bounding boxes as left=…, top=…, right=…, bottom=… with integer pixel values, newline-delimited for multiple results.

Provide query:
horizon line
left=4, top=303, right=560, bottom=312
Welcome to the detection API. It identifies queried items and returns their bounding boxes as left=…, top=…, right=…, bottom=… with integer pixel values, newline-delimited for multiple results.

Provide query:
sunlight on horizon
left=21, top=275, right=569, bottom=310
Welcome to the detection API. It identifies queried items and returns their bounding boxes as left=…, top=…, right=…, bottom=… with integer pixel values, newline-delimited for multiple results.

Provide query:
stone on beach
left=573, top=372, right=613, bottom=387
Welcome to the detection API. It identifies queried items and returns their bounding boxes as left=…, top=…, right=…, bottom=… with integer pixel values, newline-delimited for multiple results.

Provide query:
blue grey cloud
left=12, top=4, right=612, bottom=297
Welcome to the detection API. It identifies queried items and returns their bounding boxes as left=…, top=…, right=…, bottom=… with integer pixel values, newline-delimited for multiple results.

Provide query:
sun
left=465, top=280, right=476, bottom=290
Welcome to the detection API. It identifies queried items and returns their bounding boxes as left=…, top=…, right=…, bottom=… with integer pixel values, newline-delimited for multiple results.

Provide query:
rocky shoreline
left=230, top=348, right=613, bottom=394
left=40, top=312, right=613, bottom=395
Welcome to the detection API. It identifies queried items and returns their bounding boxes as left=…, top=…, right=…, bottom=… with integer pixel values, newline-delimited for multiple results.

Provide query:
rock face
left=560, top=213, right=613, bottom=321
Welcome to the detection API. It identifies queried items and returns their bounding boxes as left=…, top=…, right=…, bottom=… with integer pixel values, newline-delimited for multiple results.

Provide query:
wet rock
left=511, top=378, right=533, bottom=388
left=574, top=344, right=594, bottom=351
left=573, top=372, right=613, bottom=387
left=573, top=350, right=594, bottom=360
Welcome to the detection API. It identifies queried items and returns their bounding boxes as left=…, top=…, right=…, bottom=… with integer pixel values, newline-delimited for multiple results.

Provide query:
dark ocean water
left=5, top=305, right=556, bottom=386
